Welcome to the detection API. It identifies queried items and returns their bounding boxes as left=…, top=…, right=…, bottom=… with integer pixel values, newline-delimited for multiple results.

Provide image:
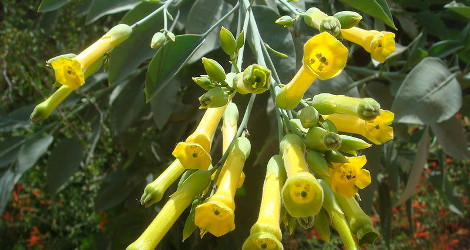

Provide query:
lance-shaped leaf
left=338, top=0, right=396, bottom=29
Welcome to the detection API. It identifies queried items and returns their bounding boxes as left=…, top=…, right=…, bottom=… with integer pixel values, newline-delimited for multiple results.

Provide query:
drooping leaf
left=0, top=105, right=34, bottom=132
left=445, top=2, right=470, bottom=19
left=428, top=171, right=465, bottom=215
left=378, top=181, right=392, bottom=248
left=337, top=0, right=396, bottom=29
left=186, top=0, right=233, bottom=64
left=0, top=137, right=23, bottom=169
left=252, top=5, right=296, bottom=83
left=430, top=116, right=469, bottom=160
left=145, top=34, right=204, bottom=101
left=38, top=0, right=69, bottom=12
left=110, top=73, right=146, bottom=136
left=16, top=135, right=54, bottom=173
left=86, top=0, right=139, bottom=24
left=47, top=137, right=83, bottom=193
left=391, top=57, right=462, bottom=125
left=108, top=2, right=165, bottom=84
left=395, top=127, right=430, bottom=206
left=415, top=11, right=450, bottom=39
left=95, top=170, right=132, bottom=211
left=0, top=170, right=21, bottom=214
left=150, top=79, right=181, bottom=130
left=429, top=40, right=465, bottom=58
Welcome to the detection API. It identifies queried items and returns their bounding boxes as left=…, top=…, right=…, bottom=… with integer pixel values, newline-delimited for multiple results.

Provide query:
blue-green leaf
left=38, top=0, right=69, bottom=12
left=16, top=135, right=54, bottom=173
left=47, top=137, right=83, bottom=193
left=95, top=170, right=132, bottom=210
left=145, top=34, right=204, bottom=101
left=391, top=57, right=462, bottom=125
left=108, top=2, right=164, bottom=84
left=445, top=2, right=470, bottom=19
left=86, top=0, right=139, bottom=24
left=338, top=0, right=396, bottom=29
left=430, top=117, right=469, bottom=160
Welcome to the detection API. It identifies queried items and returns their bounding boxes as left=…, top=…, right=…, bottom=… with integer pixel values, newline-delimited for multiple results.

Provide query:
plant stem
left=131, top=0, right=175, bottom=29
left=278, top=0, right=302, bottom=15
left=202, top=2, right=240, bottom=37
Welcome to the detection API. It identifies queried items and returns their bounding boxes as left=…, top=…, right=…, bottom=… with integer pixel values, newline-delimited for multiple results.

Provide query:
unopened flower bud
left=306, top=126, right=342, bottom=151
left=338, top=134, right=371, bottom=153
left=150, top=32, right=166, bottom=49
left=320, top=16, right=341, bottom=37
left=219, top=27, right=237, bottom=56
left=301, top=8, right=328, bottom=29
left=311, top=93, right=381, bottom=121
left=235, top=64, right=271, bottom=94
left=192, top=76, right=215, bottom=90
left=324, top=150, right=349, bottom=163
left=199, top=87, right=229, bottom=109
left=334, top=11, right=362, bottom=29
left=165, top=31, right=175, bottom=42
left=305, top=150, right=330, bottom=178
left=235, top=30, right=245, bottom=50
left=299, top=106, right=319, bottom=128
left=321, top=119, right=338, bottom=133
left=275, top=15, right=296, bottom=27
left=202, top=57, right=226, bottom=82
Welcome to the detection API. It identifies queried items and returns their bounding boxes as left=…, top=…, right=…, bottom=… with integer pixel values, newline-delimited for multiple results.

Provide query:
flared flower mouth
left=370, top=32, right=396, bottom=63
left=172, top=142, right=212, bottom=170
left=51, top=57, right=84, bottom=90
left=195, top=200, right=235, bottom=237
left=281, top=172, right=323, bottom=217
left=365, top=110, right=394, bottom=145
left=330, top=155, right=371, bottom=197
left=303, top=32, right=348, bottom=80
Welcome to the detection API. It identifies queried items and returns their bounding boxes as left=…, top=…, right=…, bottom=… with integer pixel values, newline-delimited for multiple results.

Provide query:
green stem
left=131, top=0, right=174, bottom=28
left=278, top=0, right=302, bottom=15
left=163, top=7, right=168, bottom=30
left=202, top=2, right=240, bottom=37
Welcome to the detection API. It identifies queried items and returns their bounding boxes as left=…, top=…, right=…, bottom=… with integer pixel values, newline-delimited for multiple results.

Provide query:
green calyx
left=104, top=24, right=133, bottom=45
left=305, top=150, right=330, bottom=178
left=198, top=87, right=229, bottom=109
left=299, top=106, right=319, bottom=128
left=236, top=64, right=271, bottom=94
left=275, top=15, right=296, bottom=27
left=357, top=98, right=381, bottom=121
left=297, top=215, right=315, bottom=229
left=334, top=11, right=362, bottom=29
left=306, top=127, right=342, bottom=151
left=192, top=76, right=216, bottom=90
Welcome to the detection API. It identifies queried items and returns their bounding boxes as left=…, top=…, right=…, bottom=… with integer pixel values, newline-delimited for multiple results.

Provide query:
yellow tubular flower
left=127, top=170, right=211, bottom=250
left=242, top=155, right=285, bottom=250
left=195, top=137, right=251, bottom=237
left=215, top=103, right=245, bottom=188
left=51, top=24, right=132, bottom=89
left=140, top=160, right=186, bottom=207
left=324, top=110, right=394, bottom=145
left=341, top=27, right=395, bottom=63
left=276, top=32, right=348, bottom=110
left=329, top=155, right=371, bottom=198
left=173, top=106, right=227, bottom=170
left=280, top=134, right=323, bottom=217
left=30, top=85, right=74, bottom=122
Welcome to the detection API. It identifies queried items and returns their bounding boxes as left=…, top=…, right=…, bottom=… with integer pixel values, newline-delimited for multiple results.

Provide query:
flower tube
left=276, top=32, right=348, bottom=110
left=127, top=170, right=211, bottom=250
left=335, top=194, right=380, bottom=245
left=195, top=136, right=251, bottom=237
left=311, top=93, right=381, bottom=121
left=323, top=110, right=394, bottom=145
left=140, top=160, right=185, bottom=207
left=173, top=105, right=227, bottom=170
left=329, top=155, right=371, bottom=198
left=341, top=27, right=395, bottom=63
left=242, top=155, right=285, bottom=250
left=280, top=134, right=323, bottom=217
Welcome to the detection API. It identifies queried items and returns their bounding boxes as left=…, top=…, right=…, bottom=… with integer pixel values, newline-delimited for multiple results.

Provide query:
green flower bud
left=305, top=150, right=330, bottom=178
left=192, top=76, right=216, bottom=90
left=339, top=134, right=371, bottom=153
left=320, top=16, right=342, bottom=37
left=306, top=127, right=342, bottom=151
left=313, top=209, right=331, bottom=242
left=311, top=93, right=381, bottom=121
left=219, top=27, right=237, bottom=56
left=202, top=57, right=226, bottom=82
left=299, top=106, right=319, bottom=128
left=357, top=98, right=381, bottom=121
left=105, top=24, right=133, bottom=46
left=297, top=215, right=315, bottom=229
left=289, top=119, right=308, bottom=133
left=333, top=11, right=362, bottom=29
left=324, top=150, right=349, bottom=163
left=150, top=32, right=166, bottom=49
left=235, top=64, right=271, bottom=94
left=198, top=87, right=229, bottom=109
left=275, top=15, right=296, bottom=27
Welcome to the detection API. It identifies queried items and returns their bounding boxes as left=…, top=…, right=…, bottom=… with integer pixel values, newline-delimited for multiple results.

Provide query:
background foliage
left=1, top=0, right=469, bottom=249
